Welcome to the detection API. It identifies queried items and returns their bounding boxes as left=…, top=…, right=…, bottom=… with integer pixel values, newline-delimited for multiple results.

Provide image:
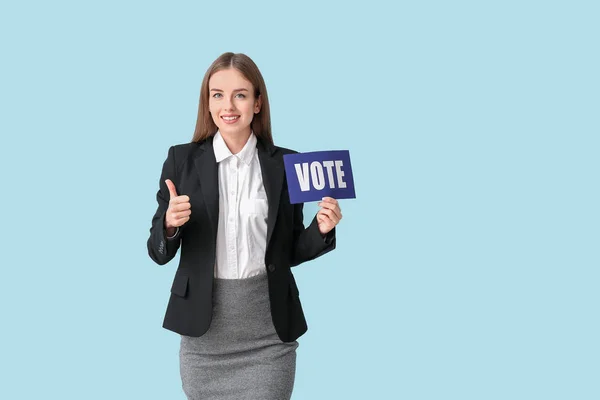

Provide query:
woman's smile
left=221, top=115, right=240, bottom=124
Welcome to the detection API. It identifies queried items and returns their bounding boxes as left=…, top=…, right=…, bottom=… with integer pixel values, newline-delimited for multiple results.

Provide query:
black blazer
left=147, top=135, right=336, bottom=342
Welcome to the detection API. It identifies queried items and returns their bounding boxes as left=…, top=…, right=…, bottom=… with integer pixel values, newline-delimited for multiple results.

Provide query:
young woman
left=147, top=52, right=342, bottom=399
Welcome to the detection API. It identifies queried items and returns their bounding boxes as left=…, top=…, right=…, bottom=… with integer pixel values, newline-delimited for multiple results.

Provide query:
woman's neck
left=220, top=129, right=251, bottom=155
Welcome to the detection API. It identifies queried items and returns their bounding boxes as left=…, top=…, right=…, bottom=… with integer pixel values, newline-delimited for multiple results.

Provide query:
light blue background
left=1, top=1, right=598, bottom=399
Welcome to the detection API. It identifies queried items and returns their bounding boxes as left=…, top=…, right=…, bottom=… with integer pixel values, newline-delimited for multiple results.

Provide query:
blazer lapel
left=194, top=137, right=219, bottom=241
left=257, top=138, right=283, bottom=252
left=193, top=135, right=283, bottom=253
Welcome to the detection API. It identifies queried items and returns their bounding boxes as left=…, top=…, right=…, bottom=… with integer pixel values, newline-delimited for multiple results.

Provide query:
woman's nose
left=223, top=97, right=236, bottom=111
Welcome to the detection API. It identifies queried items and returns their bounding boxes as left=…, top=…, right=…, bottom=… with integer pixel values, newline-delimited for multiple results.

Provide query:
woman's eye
left=212, top=93, right=245, bottom=99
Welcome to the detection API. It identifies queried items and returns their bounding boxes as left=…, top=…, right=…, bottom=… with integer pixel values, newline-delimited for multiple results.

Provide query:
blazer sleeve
left=147, top=145, right=182, bottom=265
left=290, top=201, right=336, bottom=267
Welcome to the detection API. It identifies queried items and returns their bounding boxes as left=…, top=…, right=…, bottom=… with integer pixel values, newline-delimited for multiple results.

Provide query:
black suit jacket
left=147, top=135, right=336, bottom=342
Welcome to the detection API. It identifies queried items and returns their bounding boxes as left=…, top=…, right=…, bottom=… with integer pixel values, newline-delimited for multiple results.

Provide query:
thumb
left=165, top=179, right=178, bottom=199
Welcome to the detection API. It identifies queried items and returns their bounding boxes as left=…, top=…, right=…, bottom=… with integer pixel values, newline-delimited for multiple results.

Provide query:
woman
left=147, top=52, right=342, bottom=399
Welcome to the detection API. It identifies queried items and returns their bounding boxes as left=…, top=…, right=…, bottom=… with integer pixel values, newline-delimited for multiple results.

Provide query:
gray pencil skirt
left=179, top=271, right=299, bottom=400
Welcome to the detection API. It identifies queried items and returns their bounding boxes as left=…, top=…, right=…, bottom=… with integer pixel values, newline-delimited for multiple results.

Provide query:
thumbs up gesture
left=164, top=179, right=191, bottom=230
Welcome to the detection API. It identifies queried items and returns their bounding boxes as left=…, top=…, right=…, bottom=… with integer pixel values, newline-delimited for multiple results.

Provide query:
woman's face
left=208, top=68, right=261, bottom=138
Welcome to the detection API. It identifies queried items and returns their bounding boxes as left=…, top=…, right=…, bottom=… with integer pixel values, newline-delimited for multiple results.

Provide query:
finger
left=318, top=201, right=342, bottom=219
left=317, top=211, right=336, bottom=229
left=170, top=197, right=191, bottom=209
left=316, top=212, right=329, bottom=226
left=321, top=197, right=341, bottom=213
left=318, top=208, right=339, bottom=225
left=174, top=216, right=190, bottom=226
left=170, top=212, right=191, bottom=226
left=321, top=197, right=338, bottom=206
left=174, top=210, right=192, bottom=219
left=165, top=179, right=178, bottom=200
left=318, top=201, right=342, bottom=220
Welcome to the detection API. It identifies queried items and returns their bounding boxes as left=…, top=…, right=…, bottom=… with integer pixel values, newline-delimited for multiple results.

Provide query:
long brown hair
left=192, top=52, right=273, bottom=145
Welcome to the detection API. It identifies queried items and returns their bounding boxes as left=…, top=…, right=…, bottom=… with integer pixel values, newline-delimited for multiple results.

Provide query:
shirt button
left=268, top=264, right=276, bottom=272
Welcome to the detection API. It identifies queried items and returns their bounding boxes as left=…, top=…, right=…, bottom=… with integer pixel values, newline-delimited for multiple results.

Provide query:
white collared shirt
left=211, top=130, right=269, bottom=279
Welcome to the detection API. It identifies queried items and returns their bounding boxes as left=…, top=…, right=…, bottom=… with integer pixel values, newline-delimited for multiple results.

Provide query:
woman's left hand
left=317, top=197, right=342, bottom=236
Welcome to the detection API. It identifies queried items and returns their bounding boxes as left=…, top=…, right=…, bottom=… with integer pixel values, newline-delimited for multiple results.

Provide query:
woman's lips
left=221, top=115, right=240, bottom=124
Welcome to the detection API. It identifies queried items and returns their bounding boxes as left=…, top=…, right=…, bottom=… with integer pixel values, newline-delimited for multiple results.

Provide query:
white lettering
left=310, top=161, right=325, bottom=190
left=335, top=160, right=347, bottom=188
left=294, top=163, right=311, bottom=191
left=322, top=160, right=336, bottom=189
left=294, top=159, right=347, bottom=191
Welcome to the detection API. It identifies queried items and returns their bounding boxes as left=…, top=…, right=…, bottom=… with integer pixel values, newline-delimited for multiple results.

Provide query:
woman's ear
left=254, top=94, right=262, bottom=114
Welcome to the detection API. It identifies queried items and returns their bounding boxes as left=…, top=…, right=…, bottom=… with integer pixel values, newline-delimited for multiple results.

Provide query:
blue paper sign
left=283, top=150, right=356, bottom=204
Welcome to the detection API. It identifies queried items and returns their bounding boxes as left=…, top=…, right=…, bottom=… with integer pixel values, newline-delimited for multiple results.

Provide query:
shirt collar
left=213, top=130, right=257, bottom=166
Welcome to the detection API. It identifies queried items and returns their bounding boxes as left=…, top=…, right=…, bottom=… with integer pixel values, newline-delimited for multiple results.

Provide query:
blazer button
left=268, top=264, right=276, bottom=272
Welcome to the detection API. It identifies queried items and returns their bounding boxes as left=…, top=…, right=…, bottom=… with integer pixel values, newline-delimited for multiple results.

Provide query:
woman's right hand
left=164, top=179, right=191, bottom=230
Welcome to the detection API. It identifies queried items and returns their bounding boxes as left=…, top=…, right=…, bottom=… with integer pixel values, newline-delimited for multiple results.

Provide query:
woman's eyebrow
left=209, top=88, right=249, bottom=92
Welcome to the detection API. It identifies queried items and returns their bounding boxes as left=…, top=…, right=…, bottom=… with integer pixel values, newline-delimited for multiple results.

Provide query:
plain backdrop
left=1, top=1, right=598, bottom=399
